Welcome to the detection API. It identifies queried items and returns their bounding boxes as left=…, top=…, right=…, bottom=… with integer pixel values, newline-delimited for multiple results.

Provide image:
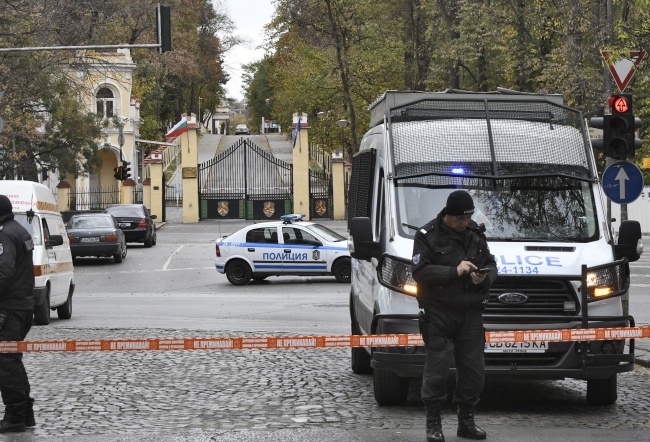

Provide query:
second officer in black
left=411, top=190, right=497, bottom=442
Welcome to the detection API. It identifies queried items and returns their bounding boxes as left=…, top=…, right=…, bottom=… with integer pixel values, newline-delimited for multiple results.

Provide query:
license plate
left=485, top=342, right=548, bottom=353
left=80, top=237, right=100, bottom=243
left=119, top=223, right=130, bottom=228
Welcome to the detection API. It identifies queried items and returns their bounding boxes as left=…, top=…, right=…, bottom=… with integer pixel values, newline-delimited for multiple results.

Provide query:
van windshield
left=14, top=214, right=43, bottom=245
left=395, top=176, right=598, bottom=242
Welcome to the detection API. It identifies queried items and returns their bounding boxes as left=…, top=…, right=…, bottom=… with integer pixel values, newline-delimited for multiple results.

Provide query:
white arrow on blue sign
left=602, top=161, right=645, bottom=204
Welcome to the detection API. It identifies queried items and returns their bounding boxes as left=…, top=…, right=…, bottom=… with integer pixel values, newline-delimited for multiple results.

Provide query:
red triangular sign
left=602, top=50, right=647, bottom=92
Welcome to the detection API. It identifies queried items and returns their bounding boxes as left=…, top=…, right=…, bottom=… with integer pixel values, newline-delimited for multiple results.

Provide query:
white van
left=348, top=90, right=643, bottom=406
left=0, top=181, right=75, bottom=325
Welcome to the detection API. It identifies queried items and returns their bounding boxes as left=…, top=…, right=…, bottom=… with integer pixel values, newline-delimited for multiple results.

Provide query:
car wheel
left=373, top=368, right=409, bottom=406
left=57, top=287, right=73, bottom=320
left=121, top=243, right=128, bottom=259
left=226, top=260, right=252, bottom=286
left=34, top=290, right=51, bottom=326
left=113, top=248, right=123, bottom=263
left=152, top=231, right=157, bottom=246
left=144, top=233, right=153, bottom=248
left=333, top=257, right=352, bottom=283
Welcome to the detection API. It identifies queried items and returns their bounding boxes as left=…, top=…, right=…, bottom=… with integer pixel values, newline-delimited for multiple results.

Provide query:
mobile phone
left=473, top=267, right=490, bottom=274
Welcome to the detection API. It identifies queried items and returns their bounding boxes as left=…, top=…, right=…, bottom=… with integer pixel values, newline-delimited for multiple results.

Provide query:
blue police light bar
left=281, top=214, right=306, bottom=222
left=451, top=167, right=466, bottom=175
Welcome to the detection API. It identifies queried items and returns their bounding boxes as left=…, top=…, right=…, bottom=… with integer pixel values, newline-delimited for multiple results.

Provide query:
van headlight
left=584, top=258, right=629, bottom=302
left=376, top=254, right=417, bottom=297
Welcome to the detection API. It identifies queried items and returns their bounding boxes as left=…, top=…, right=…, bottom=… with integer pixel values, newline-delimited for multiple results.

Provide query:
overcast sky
left=220, top=0, right=276, bottom=102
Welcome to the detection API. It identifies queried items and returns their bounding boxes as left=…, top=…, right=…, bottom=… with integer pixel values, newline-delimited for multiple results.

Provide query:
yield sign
left=602, top=50, right=646, bottom=92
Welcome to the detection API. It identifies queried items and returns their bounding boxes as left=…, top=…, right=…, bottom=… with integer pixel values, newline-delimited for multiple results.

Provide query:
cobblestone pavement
left=4, top=326, right=648, bottom=440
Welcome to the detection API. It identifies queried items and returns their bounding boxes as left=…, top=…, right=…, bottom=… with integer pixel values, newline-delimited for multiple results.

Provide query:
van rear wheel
left=373, top=368, right=409, bottom=405
left=34, top=291, right=51, bottom=326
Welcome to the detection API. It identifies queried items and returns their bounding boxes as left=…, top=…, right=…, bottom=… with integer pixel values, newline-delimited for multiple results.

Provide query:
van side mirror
left=349, top=217, right=378, bottom=261
left=46, top=235, right=64, bottom=248
left=615, top=220, right=643, bottom=262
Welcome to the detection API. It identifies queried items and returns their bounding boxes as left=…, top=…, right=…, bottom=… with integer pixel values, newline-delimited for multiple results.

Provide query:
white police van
left=0, top=180, right=75, bottom=325
left=347, top=90, right=643, bottom=406
left=215, top=214, right=351, bottom=285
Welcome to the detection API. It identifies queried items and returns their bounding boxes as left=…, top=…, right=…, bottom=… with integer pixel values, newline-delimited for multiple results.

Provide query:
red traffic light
left=609, top=95, right=631, bottom=114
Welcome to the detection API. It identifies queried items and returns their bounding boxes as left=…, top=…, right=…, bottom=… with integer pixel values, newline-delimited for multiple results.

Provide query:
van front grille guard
left=372, top=254, right=635, bottom=358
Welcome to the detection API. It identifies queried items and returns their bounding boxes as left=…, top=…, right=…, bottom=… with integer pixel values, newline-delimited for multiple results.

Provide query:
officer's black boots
left=0, top=404, right=27, bottom=433
left=0, top=399, right=34, bottom=433
left=25, top=398, right=35, bottom=427
left=423, top=400, right=445, bottom=442
left=457, top=404, right=486, bottom=440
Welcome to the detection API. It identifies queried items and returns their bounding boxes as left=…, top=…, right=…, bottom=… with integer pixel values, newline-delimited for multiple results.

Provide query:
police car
left=215, top=214, right=351, bottom=285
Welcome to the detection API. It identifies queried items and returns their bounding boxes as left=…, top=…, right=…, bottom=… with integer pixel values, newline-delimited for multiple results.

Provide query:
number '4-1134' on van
left=347, top=90, right=642, bottom=407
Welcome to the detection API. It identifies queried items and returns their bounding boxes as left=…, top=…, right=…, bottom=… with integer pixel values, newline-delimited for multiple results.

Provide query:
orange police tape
left=0, top=325, right=649, bottom=354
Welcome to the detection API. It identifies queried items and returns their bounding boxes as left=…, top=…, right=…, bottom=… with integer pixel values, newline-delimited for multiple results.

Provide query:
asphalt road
left=6, top=215, right=649, bottom=442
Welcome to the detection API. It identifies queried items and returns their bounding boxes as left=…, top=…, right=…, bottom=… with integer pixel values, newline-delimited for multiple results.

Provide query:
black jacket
left=0, top=213, right=35, bottom=310
left=411, top=209, right=497, bottom=310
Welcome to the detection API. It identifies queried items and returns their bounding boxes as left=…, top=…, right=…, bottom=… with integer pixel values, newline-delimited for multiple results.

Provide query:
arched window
left=96, top=87, right=115, bottom=118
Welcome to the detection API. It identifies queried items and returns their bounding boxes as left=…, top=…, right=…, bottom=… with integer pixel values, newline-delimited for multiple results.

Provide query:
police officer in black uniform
left=411, top=190, right=497, bottom=442
left=0, top=194, right=36, bottom=432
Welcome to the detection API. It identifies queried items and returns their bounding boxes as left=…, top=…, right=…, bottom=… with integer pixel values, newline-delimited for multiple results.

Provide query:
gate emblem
left=263, top=201, right=275, bottom=217
left=217, top=201, right=229, bottom=217
left=315, top=199, right=327, bottom=216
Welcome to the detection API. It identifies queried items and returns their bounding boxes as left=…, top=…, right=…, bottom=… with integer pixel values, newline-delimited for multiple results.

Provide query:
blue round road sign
left=602, top=161, right=645, bottom=204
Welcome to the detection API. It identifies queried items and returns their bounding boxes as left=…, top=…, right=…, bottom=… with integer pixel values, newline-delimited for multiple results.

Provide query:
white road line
left=163, top=245, right=184, bottom=270
left=77, top=267, right=215, bottom=276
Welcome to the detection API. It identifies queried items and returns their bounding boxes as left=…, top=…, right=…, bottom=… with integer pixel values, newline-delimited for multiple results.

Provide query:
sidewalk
left=156, top=205, right=650, bottom=369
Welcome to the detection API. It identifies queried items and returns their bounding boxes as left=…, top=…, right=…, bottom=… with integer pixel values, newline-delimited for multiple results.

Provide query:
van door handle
left=284, top=249, right=291, bottom=253
left=248, top=248, right=255, bottom=251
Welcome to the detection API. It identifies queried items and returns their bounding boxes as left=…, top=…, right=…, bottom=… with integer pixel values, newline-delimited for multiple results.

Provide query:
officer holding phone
left=411, top=190, right=497, bottom=442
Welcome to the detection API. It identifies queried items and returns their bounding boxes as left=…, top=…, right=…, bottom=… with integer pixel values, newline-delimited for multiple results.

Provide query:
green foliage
left=0, top=0, right=235, bottom=178
left=259, top=0, right=650, bottom=164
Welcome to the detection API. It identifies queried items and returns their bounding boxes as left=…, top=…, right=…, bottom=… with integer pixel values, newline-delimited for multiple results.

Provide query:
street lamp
left=337, top=119, right=348, bottom=158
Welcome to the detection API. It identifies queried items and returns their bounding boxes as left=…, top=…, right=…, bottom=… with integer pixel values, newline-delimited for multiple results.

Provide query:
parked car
left=215, top=214, right=351, bottom=285
left=66, top=213, right=127, bottom=263
left=235, top=124, right=250, bottom=135
left=105, top=204, right=157, bottom=247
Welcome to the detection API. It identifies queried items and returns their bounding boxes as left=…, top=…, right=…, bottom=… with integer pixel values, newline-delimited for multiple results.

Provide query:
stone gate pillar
left=331, top=152, right=347, bottom=220
left=292, top=112, right=310, bottom=219
left=145, top=154, right=164, bottom=221
left=57, top=181, right=71, bottom=213
left=179, top=113, right=199, bottom=223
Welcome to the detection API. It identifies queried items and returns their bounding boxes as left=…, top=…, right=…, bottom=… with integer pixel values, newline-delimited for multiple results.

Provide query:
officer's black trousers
left=420, top=306, right=485, bottom=406
left=0, top=309, right=32, bottom=419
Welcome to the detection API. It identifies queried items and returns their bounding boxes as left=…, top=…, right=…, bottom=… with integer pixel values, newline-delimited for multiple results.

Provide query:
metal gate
left=309, top=144, right=333, bottom=219
left=198, top=138, right=293, bottom=220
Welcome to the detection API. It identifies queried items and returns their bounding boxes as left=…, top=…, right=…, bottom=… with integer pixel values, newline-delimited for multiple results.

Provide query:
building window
left=96, top=87, right=115, bottom=118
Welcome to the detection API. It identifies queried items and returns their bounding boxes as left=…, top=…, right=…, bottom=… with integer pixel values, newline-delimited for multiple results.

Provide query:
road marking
left=163, top=245, right=184, bottom=270
left=76, top=267, right=214, bottom=276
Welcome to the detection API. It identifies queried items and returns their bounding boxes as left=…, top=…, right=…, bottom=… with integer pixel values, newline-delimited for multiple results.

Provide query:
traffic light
left=156, top=5, right=172, bottom=53
left=607, top=94, right=637, bottom=159
left=121, top=160, right=131, bottom=180
left=113, top=166, right=122, bottom=180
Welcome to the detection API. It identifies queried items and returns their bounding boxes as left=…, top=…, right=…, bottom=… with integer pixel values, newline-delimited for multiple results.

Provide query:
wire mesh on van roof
left=388, top=98, right=594, bottom=181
